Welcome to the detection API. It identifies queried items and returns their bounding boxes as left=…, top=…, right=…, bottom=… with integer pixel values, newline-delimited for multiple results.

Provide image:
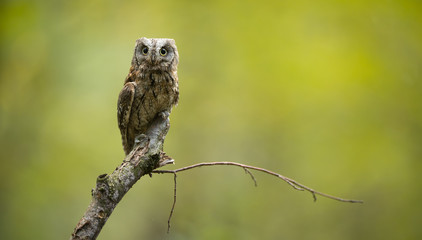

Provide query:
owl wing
left=117, top=82, right=136, bottom=154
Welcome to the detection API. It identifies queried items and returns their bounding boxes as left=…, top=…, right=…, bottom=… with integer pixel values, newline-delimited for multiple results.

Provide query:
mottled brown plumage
left=117, top=37, right=179, bottom=155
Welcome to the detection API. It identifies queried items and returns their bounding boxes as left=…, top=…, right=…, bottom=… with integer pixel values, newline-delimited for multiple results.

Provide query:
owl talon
left=158, top=111, right=170, bottom=120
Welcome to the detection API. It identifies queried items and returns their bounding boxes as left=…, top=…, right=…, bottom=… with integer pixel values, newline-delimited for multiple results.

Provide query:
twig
left=153, top=161, right=363, bottom=233
left=72, top=118, right=363, bottom=238
left=243, top=167, right=258, bottom=187
left=167, top=173, right=177, bottom=233
left=153, top=161, right=363, bottom=203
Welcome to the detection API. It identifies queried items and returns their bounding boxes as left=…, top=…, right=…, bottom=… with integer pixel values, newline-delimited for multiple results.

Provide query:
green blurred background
left=1, top=0, right=421, bottom=239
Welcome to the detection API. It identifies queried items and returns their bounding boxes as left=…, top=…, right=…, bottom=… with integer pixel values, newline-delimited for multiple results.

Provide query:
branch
left=153, top=162, right=363, bottom=232
left=70, top=114, right=174, bottom=240
left=71, top=116, right=362, bottom=239
left=154, top=162, right=363, bottom=203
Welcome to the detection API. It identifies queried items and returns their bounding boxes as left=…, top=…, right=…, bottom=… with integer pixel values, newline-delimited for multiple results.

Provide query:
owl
left=117, top=37, right=179, bottom=155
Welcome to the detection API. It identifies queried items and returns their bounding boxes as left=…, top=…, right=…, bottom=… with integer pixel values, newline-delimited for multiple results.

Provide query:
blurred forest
left=1, top=0, right=421, bottom=239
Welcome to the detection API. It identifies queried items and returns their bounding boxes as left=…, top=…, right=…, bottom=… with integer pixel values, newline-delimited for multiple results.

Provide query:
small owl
left=117, top=37, right=179, bottom=155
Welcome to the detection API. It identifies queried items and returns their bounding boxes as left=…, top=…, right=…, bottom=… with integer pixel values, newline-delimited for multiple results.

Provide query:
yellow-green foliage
left=1, top=0, right=421, bottom=239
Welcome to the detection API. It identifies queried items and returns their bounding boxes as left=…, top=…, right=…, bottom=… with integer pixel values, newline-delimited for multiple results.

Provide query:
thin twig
left=153, top=161, right=363, bottom=203
left=153, top=161, right=363, bottom=233
left=243, top=167, right=258, bottom=187
left=167, top=173, right=177, bottom=233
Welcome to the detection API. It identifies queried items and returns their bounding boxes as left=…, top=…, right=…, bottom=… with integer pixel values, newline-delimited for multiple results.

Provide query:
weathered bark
left=71, top=113, right=173, bottom=240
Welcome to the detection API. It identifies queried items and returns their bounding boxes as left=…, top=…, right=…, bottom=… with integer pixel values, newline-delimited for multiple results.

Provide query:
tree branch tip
left=339, top=199, right=364, bottom=204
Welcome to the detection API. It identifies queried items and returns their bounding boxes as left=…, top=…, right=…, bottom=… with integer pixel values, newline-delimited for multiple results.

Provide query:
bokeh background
left=1, top=0, right=421, bottom=239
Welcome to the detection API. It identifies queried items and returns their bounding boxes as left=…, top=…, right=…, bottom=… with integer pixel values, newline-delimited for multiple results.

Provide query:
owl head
left=132, top=37, right=179, bottom=72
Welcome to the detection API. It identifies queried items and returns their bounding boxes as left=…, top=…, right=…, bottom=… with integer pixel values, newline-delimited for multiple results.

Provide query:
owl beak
left=151, top=52, right=157, bottom=64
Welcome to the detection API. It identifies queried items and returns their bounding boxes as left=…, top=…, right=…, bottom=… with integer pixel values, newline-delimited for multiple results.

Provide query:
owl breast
left=130, top=71, right=179, bottom=134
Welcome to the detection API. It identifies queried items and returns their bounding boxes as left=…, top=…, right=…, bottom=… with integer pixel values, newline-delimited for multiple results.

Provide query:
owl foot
left=158, top=111, right=170, bottom=120
left=159, top=152, right=175, bottom=167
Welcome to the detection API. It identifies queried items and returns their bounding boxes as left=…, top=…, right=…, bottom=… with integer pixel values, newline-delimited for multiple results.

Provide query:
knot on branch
left=95, top=174, right=109, bottom=198
left=93, top=174, right=119, bottom=205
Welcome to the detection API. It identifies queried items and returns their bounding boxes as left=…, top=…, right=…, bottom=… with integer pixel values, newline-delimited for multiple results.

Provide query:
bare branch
left=72, top=121, right=362, bottom=238
left=70, top=114, right=172, bottom=240
left=152, top=162, right=363, bottom=203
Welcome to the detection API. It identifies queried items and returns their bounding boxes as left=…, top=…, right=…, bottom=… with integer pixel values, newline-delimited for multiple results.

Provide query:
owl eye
left=159, top=47, right=167, bottom=56
left=141, top=47, right=149, bottom=55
